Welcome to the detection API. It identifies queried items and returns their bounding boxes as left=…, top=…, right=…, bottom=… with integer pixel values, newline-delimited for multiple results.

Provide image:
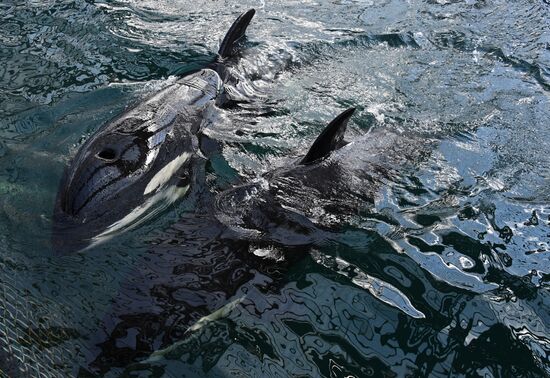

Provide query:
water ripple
left=1, top=0, right=549, bottom=376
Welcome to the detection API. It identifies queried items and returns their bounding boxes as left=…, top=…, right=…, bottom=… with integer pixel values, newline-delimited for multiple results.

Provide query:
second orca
left=214, top=107, right=431, bottom=246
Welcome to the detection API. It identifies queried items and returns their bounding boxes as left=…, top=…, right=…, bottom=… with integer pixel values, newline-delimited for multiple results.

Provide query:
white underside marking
left=144, top=152, right=190, bottom=195
left=137, top=296, right=246, bottom=364
left=186, top=295, right=246, bottom=333
left=84, top=184, right=189, bottom=250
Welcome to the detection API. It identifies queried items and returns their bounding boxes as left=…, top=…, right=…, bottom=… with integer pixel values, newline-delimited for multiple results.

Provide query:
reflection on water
left=0, top=0, right=549, bottom=376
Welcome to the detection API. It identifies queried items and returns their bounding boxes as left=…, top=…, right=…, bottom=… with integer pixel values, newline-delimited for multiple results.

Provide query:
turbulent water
left=1, top=0, right=549, bottom=376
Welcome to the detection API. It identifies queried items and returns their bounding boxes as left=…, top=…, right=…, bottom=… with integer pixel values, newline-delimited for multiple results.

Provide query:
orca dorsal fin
left=218, top=9, right=256, bottom=59
left=300, top=108, right=356, bottom=165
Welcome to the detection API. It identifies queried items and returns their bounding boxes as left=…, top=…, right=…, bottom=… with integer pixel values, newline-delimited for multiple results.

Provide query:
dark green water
left=1, top=1, right=549, bottom=376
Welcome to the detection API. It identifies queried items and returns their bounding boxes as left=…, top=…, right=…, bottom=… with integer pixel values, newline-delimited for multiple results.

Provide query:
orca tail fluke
left=218, top=9, right=256, bottom=59
left=300, top=108, right=356, bottom=165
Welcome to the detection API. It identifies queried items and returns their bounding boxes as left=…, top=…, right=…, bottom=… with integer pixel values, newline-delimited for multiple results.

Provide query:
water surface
left=0, top=0, right=549, bottom=376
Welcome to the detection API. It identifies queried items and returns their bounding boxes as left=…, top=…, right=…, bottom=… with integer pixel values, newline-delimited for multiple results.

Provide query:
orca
left=52, top=9, right=256, bottom=252
left=214, top=107, right=429, bottom=244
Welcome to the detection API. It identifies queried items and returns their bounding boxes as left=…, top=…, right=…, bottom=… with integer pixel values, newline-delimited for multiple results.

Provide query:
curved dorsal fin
left=218, top=9, right=256, bottom=59
left=300, top=108, right=356, bottom=165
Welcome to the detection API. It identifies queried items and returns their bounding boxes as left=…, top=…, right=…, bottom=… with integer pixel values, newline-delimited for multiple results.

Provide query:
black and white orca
left=52, top=10, right=256, bottom=252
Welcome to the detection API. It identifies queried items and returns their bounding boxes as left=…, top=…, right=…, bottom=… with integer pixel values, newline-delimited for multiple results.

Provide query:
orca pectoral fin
left=218, top=9, right=256, bottom=59
left=300, top=107, right=356, bottom=165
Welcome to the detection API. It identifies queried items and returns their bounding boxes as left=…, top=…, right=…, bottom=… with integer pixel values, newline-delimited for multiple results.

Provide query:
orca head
left=52, top=120, right=196, bottom=253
